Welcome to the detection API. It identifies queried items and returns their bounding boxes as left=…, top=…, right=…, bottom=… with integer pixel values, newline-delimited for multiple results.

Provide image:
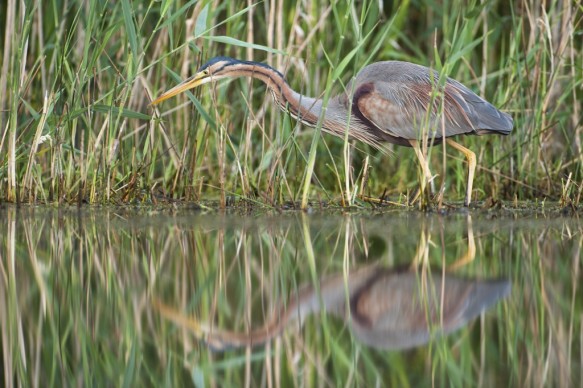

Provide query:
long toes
left=408, top=187, right=421, bottom=206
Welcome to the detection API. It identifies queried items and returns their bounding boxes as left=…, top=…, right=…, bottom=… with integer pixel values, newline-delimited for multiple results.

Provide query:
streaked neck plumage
left=219, top=61, right=379, bottom=147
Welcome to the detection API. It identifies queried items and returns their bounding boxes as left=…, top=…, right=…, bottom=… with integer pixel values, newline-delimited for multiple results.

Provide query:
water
left=1, top=205, right=581, bottom=386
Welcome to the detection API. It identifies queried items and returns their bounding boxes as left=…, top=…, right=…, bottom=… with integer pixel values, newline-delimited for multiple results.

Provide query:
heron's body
left=152, top=57, right=513, bottom=205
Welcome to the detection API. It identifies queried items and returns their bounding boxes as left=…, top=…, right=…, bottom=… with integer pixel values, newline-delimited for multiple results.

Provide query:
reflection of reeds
left=0, top=207, right=581, bottom=386
left=155, top=265, right=511, bottom=352
left=508, top=228, right=582, bottom=387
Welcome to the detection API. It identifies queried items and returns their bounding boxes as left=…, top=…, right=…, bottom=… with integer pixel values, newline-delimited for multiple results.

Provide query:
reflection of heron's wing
left=442, top=278, right=512, bottom=331
left=349, top=272, right=511, bottom=350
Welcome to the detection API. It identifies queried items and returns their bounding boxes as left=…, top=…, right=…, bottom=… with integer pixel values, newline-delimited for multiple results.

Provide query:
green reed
left=0, top=0, right=581, bottom=206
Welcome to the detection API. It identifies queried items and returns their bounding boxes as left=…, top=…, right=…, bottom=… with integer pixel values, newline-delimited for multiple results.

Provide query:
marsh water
left=1, top=205, right=581, bottom=386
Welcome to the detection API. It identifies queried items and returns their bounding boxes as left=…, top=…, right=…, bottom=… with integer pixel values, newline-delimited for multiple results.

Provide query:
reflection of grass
left=0, top=1, right=581, bottom=206
left=1, top=208, right=580, bottom=385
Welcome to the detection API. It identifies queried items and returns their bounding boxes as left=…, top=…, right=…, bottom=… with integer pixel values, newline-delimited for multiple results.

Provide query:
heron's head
left=151, top=57, right=251, bottom=105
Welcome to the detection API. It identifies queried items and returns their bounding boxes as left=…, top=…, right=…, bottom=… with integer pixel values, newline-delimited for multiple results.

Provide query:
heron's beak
left=150, top=72, right=207, bottom=105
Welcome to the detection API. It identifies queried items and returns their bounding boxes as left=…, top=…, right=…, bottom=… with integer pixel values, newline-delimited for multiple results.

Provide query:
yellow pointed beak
left=150, top=72, right=207, bottom=105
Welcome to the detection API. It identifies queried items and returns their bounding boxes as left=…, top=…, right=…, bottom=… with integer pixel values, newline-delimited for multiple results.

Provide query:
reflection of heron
left=154, top=266, right=511, bottom=351
left=154, top=213, right=507, bottom=350
left=152, top=57, right=513, bottom=205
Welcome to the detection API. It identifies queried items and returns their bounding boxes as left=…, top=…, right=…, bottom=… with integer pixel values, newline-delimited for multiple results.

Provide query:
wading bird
left=151, top=57, right=513, bottom=206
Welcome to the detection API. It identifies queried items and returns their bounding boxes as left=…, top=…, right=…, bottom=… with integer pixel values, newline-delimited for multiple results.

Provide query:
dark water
left=0, top=206, right=580, bottom=386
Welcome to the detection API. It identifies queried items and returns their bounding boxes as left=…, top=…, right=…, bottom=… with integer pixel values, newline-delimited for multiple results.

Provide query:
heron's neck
left=233, top=63, right=328, bottom=125
left=233, top=63, right=379, bottom=147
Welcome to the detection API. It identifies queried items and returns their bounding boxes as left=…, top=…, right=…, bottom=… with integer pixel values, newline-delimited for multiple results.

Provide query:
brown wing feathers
left=348, top=62, right=512, bottom=145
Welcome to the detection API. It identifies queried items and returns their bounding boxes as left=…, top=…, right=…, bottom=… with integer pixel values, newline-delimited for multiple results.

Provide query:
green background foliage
left=0, top=0, right=581, bottom=206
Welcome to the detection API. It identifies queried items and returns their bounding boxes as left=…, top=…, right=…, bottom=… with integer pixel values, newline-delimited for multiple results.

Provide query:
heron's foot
left=408, top=175, right=438, bottom=207
left=408, top=187, right=433, bottom=208
left=434, top=185, right=446, bottom=206
left=408, top=187, right=421, bottom=206
left=361, top=192, right=406, bottom=207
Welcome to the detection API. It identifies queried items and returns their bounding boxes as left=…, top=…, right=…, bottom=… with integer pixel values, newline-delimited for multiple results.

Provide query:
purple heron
left=151, top=57, right=513, bottom=206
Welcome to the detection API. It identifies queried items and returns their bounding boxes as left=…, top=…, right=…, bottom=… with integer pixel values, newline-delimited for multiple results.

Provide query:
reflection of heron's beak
left=150, top=72, right=207, bottom=105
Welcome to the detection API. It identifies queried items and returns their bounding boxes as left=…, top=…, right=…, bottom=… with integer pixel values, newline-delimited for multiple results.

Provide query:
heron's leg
left=409, top=227, right=430, bottom=269
left=448, top=215, right=476, bottom=270
left=409, top=140, right=435, bottom=197
left=446, top=139, right=476, bottom=206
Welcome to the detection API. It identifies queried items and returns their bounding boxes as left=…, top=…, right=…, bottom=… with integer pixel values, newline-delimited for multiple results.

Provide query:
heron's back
left=351, top=61, right=513, bottom=141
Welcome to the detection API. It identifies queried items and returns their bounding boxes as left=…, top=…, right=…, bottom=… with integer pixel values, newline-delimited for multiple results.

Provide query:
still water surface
left=0, top=206, right=580, bottom=386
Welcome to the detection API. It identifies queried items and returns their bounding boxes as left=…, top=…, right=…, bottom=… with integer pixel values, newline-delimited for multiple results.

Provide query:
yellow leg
left=448, top=215, right=476, bottom=270
left=409, top=140, right=435, bottom=199
left=409, top=227, right=430, bottom=270
left=446, top=139, right=476, bottom=206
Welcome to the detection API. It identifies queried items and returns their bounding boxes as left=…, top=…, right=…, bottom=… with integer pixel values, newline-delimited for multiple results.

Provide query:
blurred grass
left=0, top=0, right=581, bottom=206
